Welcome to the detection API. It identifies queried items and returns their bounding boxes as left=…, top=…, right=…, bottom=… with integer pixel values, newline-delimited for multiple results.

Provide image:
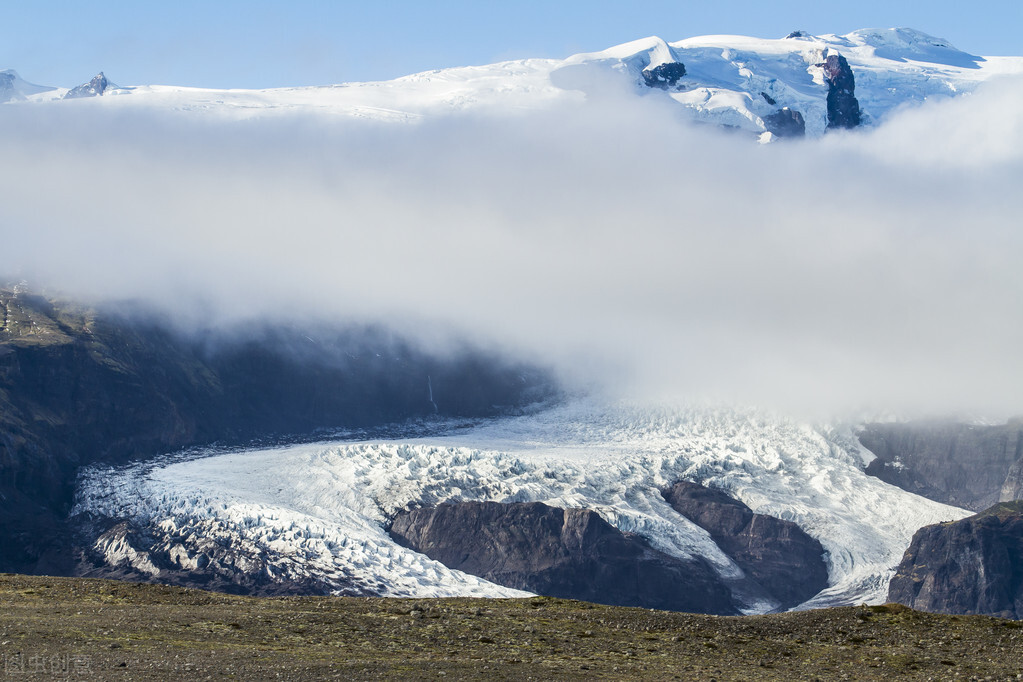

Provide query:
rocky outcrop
left=63, top=72, right=112, bottom=99
left=888, top=502, right=1023, bottom=618
left=389, top=500, right=739, bottom=614
left=0, top=287, right=557, bottom=574
left=763, top=108, right=805, bottom=138
left=642, top=62, right=686, bottom=90
left=662, top=481, right=828, bottom=608
left=859, top=421, right=1023, bottom=511
left=821, top=54, right=861, bottom=130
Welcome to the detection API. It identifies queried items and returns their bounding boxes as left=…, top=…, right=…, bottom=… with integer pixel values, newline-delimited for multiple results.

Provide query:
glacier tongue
left=73, top=399, right=968, bottom=611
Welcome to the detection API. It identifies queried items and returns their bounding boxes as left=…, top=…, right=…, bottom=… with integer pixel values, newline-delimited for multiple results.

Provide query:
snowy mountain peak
left=0, top=68, right=56, bottom=103
left=825, top=28, right=983, bottom=68
left=1, top=27, right=1020, bottom=139
left=64, top=72, right=116, bottom=99
left=581, top=35, right=683, bottom=69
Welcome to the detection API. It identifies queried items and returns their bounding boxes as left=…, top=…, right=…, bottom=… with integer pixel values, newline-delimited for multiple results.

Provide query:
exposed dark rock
left=389, top=500, right=740, bottom=614
left=821, top=54, right=861, bottom=130
left=859, top=420, right=1023, bottom=511
left=63, top=72, right=111, bottom=99
left=662, top=481, right=828, bottom=608
left=763, top=108, right=805, bottom=138
left=888, top=502, right=1023, bottom=618
left=760, top=91, right=776, bottom=105
left=785, top=31, right=810, bottom=39
left=0, top=287, right=557, bottom=574
left=642, top=62, right=687, bottom=90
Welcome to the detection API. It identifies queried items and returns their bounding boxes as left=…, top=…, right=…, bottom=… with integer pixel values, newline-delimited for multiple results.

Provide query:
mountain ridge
left=4, top=27, right=1020, bottom=139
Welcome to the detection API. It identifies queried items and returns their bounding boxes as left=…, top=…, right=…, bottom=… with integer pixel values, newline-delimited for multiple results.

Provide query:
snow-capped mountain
left=5, top=28, right=1022, bottom=138
left=0, top=69, right=57, bottom=103
left=73, top=399, right=968, bottom=613
left=63, top=72, right=119, bottom=99
left=9, top=27, right=1022, bottom=616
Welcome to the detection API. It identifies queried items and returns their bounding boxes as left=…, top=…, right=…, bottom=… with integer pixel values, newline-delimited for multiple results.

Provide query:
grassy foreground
left=1, top=574, right=1022, bottom=680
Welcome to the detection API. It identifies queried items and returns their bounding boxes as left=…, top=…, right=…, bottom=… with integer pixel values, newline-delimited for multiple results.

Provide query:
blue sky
left=3, top=1, right=1021, bottom=89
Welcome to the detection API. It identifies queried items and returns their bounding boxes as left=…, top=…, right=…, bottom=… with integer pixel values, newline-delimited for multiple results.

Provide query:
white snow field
left=74, top=399, right=968, bottom=613
left=7, top=28, right=1023, bottom=136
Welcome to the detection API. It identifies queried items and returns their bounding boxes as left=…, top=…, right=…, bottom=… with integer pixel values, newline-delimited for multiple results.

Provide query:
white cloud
left=2, top=78, right=1022, bottom=417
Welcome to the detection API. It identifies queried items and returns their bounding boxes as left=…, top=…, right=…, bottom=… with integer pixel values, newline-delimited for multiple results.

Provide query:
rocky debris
left=821, top=54, right=861, bottom=129
left=5, top=574, right=1023, bottom=681
left=763, top=107, right=805, bottom=138
left=63, top=72, right=113, bottom=99
left=389, top=500, right=740, bottom=614
left=888, top=501, right=1023, bottom=618
left=859, top=420, right=1023, bottom=510
left=642, top=62, right=686, bottom=89
left=662, top=481, right=828, bottom=608
left=0, top=286, right=557, bottom=574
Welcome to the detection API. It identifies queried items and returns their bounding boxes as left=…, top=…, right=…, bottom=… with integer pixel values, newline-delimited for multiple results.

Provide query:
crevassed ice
left=73, top=398, right=968, bottom=611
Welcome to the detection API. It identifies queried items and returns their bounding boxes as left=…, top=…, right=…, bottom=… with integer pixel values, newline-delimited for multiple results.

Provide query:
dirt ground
left=1, top=574, right=1022, bottom=680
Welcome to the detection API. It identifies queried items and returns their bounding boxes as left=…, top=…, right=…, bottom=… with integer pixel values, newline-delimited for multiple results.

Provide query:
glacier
left=74, top=398, right=968, bottom=613
left=5, top=28, right=1021, bottom=138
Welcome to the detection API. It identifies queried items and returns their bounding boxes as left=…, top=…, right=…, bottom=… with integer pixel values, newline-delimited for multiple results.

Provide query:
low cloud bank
left=2, top=78, right=1022, bottom=417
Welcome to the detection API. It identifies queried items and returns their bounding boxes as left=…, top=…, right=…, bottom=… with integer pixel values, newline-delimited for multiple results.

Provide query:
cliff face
left=389, top=500, right=740, bottom=614
left=0, top=287, right=557, bottom=573
left=888, top=502, right=1023, bottom=618
left=859, top=421, right=1023, bottom=511
left=661, top=481, right=828, bottom=609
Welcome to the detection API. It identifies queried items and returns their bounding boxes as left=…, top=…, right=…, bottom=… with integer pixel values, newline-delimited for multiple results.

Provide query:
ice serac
left=662, top=481, right=828, bottom=609
left=64, top=72, right=113, bottom=99
left=389, top=500, right=740, bottom=614
left=74, top=515, right=376, bottom=596
left=888, top=502, right=1023, bottom=618
left=822, top=54, right=861, bottom=129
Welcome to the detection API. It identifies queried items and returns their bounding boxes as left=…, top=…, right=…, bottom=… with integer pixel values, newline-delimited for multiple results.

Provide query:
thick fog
left=2, top=77, right=1022, bottom=418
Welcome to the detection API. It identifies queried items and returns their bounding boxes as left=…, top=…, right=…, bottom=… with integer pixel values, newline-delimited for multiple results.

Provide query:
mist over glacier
left=2, top=74, right=1022, bottom=417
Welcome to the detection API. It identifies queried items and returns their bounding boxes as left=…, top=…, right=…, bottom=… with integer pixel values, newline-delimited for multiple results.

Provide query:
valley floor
left=1, top=574, right=1021, bottom=681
